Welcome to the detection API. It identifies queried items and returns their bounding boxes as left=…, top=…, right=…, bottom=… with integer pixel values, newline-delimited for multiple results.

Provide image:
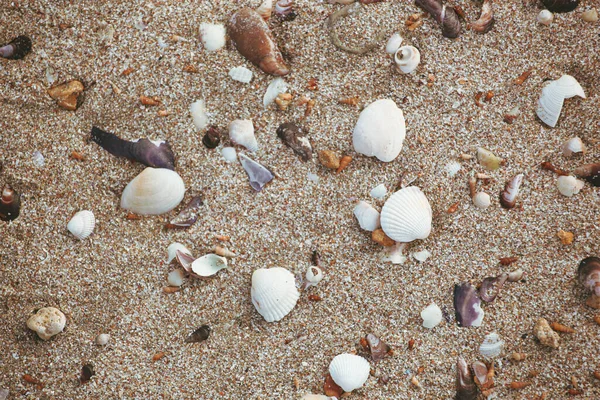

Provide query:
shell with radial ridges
left=67, top=210, right=96, bottom=240
left=251, top=267, right=299, bottom=322
left=380, top=186, right=432, bottom=242
left=328, top=354, right=370, bottom=392
left=536, top=75, right=585, bottom=128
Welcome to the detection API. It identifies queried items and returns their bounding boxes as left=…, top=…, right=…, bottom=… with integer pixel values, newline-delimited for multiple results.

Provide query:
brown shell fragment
left=372, top=229, right=395, bottom=247
left=550, top=322, right=575, bottom=333
left=573, top=163, right=600, bottom=187
left=415, top=0, right=461, bottom=38
left=365, top=333, right=392, bottom=363
left=479, top=273, right=508, bottom=302
left=202, top=126, right=221, bottom=149
left=469, top=0, right=494, bottom=33
left=499, top=257, right=518, bottom=266
left=318, top=150, right=340, bottom=170
left=166, top=195, right=203, bottom=229
left=533, top=318, right=560, bottom=348
left=185, top=325, right=211, bottom=343
left=276, top=123, right=312, bottom=161
left=47, top=80, right=85, bottom=111
left=140, top=95, right=160, bottom=106
left=339, top=96, right=360, bottom=107
left=456, top=357, right=478, bottom=400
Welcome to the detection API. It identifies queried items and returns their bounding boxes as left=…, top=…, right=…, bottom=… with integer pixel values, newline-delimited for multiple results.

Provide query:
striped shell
left=380, top=186, right=432, bottom=242
left=229, top=66, right=253, bottom=83
left=328, top=354, right=370, bottom=392
left=251, top=267, right=299, bottom=322
left=536, top=75, right=585, bottom=128
left=67, top=210, right=96, bottom=240
left=120, top=168, right=185, bottom=215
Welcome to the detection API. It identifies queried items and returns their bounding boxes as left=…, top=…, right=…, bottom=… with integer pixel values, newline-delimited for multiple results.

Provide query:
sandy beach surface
left=1, top=0, right=599, bottom=398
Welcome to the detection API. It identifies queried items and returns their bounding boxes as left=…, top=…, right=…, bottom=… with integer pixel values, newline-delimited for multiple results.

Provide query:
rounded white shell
left=229, top=66, right=253, bottom=84
left=557, top=175, right=585, bottom=197
left=95, top=333, right=110, bottom=345
left=199, top=23, right=226, bottom=51
left=67, top=210, right=95, bottom=240
left=352, top=99, right=406, bottom=162
left=353, top=201, right=381, bottom=232
left=229, top=119, right=258, bottom=152
left=370, top=184, right=387, bottom=199
left=380, top=186, right=432, bottom=243
left=561, top=137, right=586, bottom=157
left=167, top=242, right=191, bottom=264
left=328, top=354, right=370, bottom=392
left=473, top=192, right=491, bottom=209
left=385, top=33, right=403, bottom=54
left=394, top=45, right=420, bottom=74
left=305, top=266, right=323, bottom=287
left=190, top=254, right=228, bottom=277
left=479, top=332, right=504, bottom=359
left=120, top=168, right=185, bottom=215
left=251, top=267, right=300, bottom=322
left=536, top=75, right=586, bottom=128
left=421, top=303, right=442, bottom=329
left=190, top=100, right=208, bottom=131
left=537, top=9, right=553, bottom=25
left=221, top=147, right=237, bottom=162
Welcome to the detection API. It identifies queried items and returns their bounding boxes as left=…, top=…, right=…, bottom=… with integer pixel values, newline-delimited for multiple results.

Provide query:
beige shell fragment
left=120, top=168, right=185, bottom=215
left=27, top=307, right=66, bottom=340
left=533, top=318, right=559, bottom=348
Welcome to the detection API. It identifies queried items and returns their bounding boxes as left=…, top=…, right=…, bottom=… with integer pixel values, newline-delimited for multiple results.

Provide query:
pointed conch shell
left=353, top=201, right=381, bottom=232
left=251, top=267, right=300, bottom=322
left=328, top=354, right=370, bottom=393
left=255, top=0, right=273, bottom=21
left=536, top=75, right=586, bottom=128
left=120, top=168, right=185, bottom=215
left=67, top=210, right=96, bottom=240
left=229, top=120, right=258, bottom=151
left=213, top=245, right=237, bottom=258
left=394, top=45, right=420, bottom=74
left=380, top=186, right=432, bottom=243
left=352, top=99, right=406, bottom=162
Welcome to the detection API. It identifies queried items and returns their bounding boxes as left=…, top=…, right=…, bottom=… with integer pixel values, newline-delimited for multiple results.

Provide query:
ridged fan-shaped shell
left=536, top=75, right=586, bottom=128
left=479, top=332, right=504, bottom=359
left=328, top=354, right=370, bottom=392
left=120, top=168, right=185, bottom=215
left=380, top=186, right=432, bottom=242
left=251, top=267, right=299, bottom=322
left=229, top=66, right=253, bottom=83
left=67, top=210, right=96, bottom=240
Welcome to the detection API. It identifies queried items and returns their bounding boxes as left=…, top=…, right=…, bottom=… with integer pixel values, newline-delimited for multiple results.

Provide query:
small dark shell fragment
left=578, top=257, right=600, bottom=297
left=0, top=35, right=32, bottom=59
left=239, top=153, right=274, bottom=191
left=541, top=0, right=579, bottom=13
left=573, top=163, right=600, bottom=187
left=479, top=273, right=508, bottom=302
left=454, top=283, right=484, bottom=327
left=166, top=195, right=203, bottom=229
left=365, top=333, right=391, bottom=363
left=0, top=185, right=21, bottom=221
left=202, top=126, right=221, bottom=149
left=276, top=123, right=312, bottom=162
left=185, top=325, right=211, bottom=343
left=456, top=356, right=478, bottom=400
left=415, top=0, right=461, bottom=38
left=79, top=364, right=95, bottom=384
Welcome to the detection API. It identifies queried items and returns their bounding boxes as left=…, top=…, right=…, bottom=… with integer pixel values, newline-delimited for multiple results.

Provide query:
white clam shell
left=167, top=242, right=192, bottom=264
left=229, top=119, right=258, bottom=152
left=385, top=33, right=403, bottom=54
left=479, top=332, right=504, bottom=359
left=305, top=266, right=323, bottom=287
left=95, top=333, right=110, bottom=346
left=199, top=23, right=226, bottom=51
left=328, top=354, right=370, bottom=392
left=221, top=147, right=237, bottom=162
left=120, top=168, right=185, bottom=215
left=561, top=137, right=586, bottom=157
left=473, top=192, right=491, bottom=209
left=537, top=10, right=553, bottom=25
left=251, top=267, right=300, bottom=322
left=380, top=186, right=432, bottom=243
left=420, top=303, right=442, bottom=329
left=394, top=45, right=420, bottom=74
left=370, top=184, right=387, bottom=199
left=229, top=66, right=253, bottom=83
left=412, top=250, right=431, bottom=262
left=557, top=175, right=585, bottom=197
left=353, top=201, right=381, bottom=232
left=536, top=75, right=586, bottom=128
left=190, top=99, right=208, bottom=131
left=67, top=210, right=95, bottom=240
left=353, top=99, right=406, bottom=162
left=263, top=77, right=287, bottom=108
left=190, top=254, right=228, bottom=277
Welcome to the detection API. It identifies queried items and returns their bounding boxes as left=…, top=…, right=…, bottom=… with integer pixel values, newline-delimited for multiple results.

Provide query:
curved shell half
left=380, top=186, right=432, bottom=242
left=328, top=354, right=370, bottom=392
left=229, top=119, right=258, bottom=152
left=557, top=175, right=584, bottom=197
left=120, top=168, right=185, bottom=215
left=167, top=242, right=191, bottom=264
left=251, top=267, right=300, bottom=322
left=385, top=33, right=403, bottom=54
left=190, top=254, right=228, bottom=277
left=67, top=210, right=96, bottom=240
left=536, top=75, right=586, bottom=128
left=353, top=201, right=381, bottom=231
left=479, top=332, right=504, bottom=359
left=394, top=45, right=420, bottom=73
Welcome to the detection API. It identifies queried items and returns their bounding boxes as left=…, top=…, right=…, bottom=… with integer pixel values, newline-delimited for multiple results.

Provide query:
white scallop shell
left=385, top=33, right=403, bottom=54
left=420, top=303, right=442, bottom=329
left=190, top=254, right=228, bottom=277
left=120, top=168, right=185, bottom=215
left=190, top=100, right=208, bottom=131
left=353, top=201, right=381, bottom=232
left=229, top=120, right=258, bottom=152
left=229, top=66, right=253, bottom=84
left=479, top=332, right=504, bottom=359
left=352, top=99, right=406, bottom=162
left=263, top=77, right=287, bottom=108
left=67, top=210, right=95, bottom=240
left=473, top=192, right=491, bottom=209
left=305, top=266, right=323, bottom=288
left=557, top=175, right=585, bottom=197
left=251, top=267, right=300, bottom=322
left=537, top=9, right=553, bottom=25
left=536, top=75, right=586, bottom=128
left=394, top=45, right=420, bottom=74
left=370, top=184, right=387, bottom=199
left=328, top=354, right=370, bottom=392
left=167, top=242, right=191, bottom=264
left=199, top=23, right=226, bottom=51
left=380, top=186, right=432, bottom=243
left=561, top=137, right=586, bottom=157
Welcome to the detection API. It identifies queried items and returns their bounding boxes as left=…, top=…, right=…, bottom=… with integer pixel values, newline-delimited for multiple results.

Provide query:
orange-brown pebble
left=318, top=150, right=340, bottom=170
left=405, top=13, right=423, bottom=30
left=511, top=352, right=528, bottom=361
left=23, top=374, right=39, bottom=384
left=514, top=69, right=532, bottom=85
left=70, top=151, right=85, bottom=161
left=308, top=294, right=322, bottom=302
left=372, top=229, right=395, bottom=247
left=47, top=80, right=85, bottom=111
left=408, top=338, right=415, bottom=350
left=557, top=230, right=574, bottom=245
left=499, top=256, right=519, bottom=265
left=447, top=201, right=460, bottom=213
left=336, top=155, right=352, bottom=173
left=550, top=321, right=575, bottom=333
left=506, top=381, right=531, bottom=389
left=152, top=351, right=166, bottom=361
left=163, top=286, right=180, bottom=294
left=140, top=95, right=160, bottom=106
left=215, top=234, right=231, bottom=241
left=594, top=315, right=600, bottom=325
left=126, top=213, right=141, bottom=220
left=484, top=91, right=494, bottom=102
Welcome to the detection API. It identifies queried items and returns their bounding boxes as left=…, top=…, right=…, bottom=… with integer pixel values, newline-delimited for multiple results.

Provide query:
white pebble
left=412, top=250, right=431, bottom=262
left=32, top=151, right=45, bottom=168
left=370, top=184, right=387, bottom=199
left=168, top=269, right=185, bottom=287
left=221, top=147, right=237, bottom=163
left=421, top=303, right=443, bottom=329
left=95, top=333, right=110, bottom=346
left=307, top=172, right=319, bottom=183
left=537, top=10, right=553, bottom=25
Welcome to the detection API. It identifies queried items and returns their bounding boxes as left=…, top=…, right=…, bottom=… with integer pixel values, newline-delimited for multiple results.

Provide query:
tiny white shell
left=95, top=333, right=110, bottom=346
left=394, top=45, right=420, bottom=74
left=479, top=332, right=504, bottom=359
left=251, top=267, right=300, bottom=322
left=167, top=242, right=191, bottom=264
left=221, top=147, right=237, bottom=163
left=445, top=161, right=461, bottom=177
left=380, top=186, right=432, bottom=243
left=263, top=77, right=287, bottom=108
left=557, top=175, right=585, bottom=197
left=537, top=9, right=553, bottom=25
left=67, top=210, right=96, bottom=240
left=561, top=137, right=586, bottom=157
left=473, top=192, right=491, bottom=209
left=229, top=66, right=253, bottom=83
left=412, top=250, right=431, bottom=262
left=167, top=269, right=186, bottom=286
left=255, top=0, right=273, bottom=21
left=385, top=33, right=403, bottom=54
left=190, top=254, right=228, bottom=277
left=381, top=242, right=407, bottom=264
left=536, top=75, right=586, bottom=128
left=190, top=100, right=208, bottom=131
left=420, top=303, right=442, bottom=329
left=120, top=168, right=185, bottom=215
left=353, top=201, right=381, bottom=232
left=582, top=8, right=598, bottom=22
left=370, top=184, right=387, bottom=199
left=229, top=120, right=258, bottom=152
left=305, top=266, right=323, bottom=288
left=328, top=354, right=370, bottom=393
left=199, top=23, right=226, bottom=51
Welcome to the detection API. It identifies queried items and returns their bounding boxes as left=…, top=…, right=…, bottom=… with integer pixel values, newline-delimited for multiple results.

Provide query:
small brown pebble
left=70, top=151, right=85, bottom=161
left=152, top=351, right=166, bottom=361
left=183, top=65, right=199, bottom=73
left=557, top=230, right=574, bottom=245
left=126, top=213, right=141, bottom=220
left=318, top=150, right=340, bottom=170
left=339, top=96, right=359, bottom=106
left=593, top=370, right=600, bottom=380
left=121, top=67, right=135, bottom=76
left=163, top=286, right=180, bottom=294
left=417, top=366, right=425, bottom=374
left=336, top=155, right=352, bottom=173
left=308, top=294, right=322, bottom=301
left=514, top=69, right=532, bottom=85
left=447, top=201, right=460, bottom=213
left=372, top=229, right=395, bottom=247
left=59, top=23, right=73, bottom=30
left=484, top=91, right=494, bottom=102
left=511, top=352, right=528, bottom=361
left=23, top=374, right=39, bottom=384
left=507, top=381, right=531, bottom=389
left=499, top=256, right=518, bottom=265
left=324, top=374, right=343, bottom=397
left=408, top=338, right=415, bottom=350
left=307, top=78, right=318, bottom=91
left=140, top=95, right=160, bottom=106
left=474, top=92, right=484, bottom=107
left=550, top=321, right=575, bottom=333
left=47, top=80, right=85, bottom=111
left=594, top=315, right=600, bottom=325
left=157, top=110, right=169, bottom=117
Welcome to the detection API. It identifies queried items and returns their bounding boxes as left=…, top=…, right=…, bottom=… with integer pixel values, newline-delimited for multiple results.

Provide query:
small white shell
left=381, top=242, right=407, bottom=265
left=420, top=303, right=442, bottom=329
left=95, top=333, right=110, bottom=346
left=394, top=45, right=420, bottom=74
left=251, top=267, right=300, bottom=322
left=353, top=201, right=381, bottom=232
left=412, top=250, right=431, bottom=262
left=353, top=99, right=406, bottom=162
left=229, top=66, right=253, bottom=83
left=263, top=77, right=287, bottom=108
left=380, top=186, right=432, bottom=243
left=479, top=332, right=504, bottom=359
left=370, top=184, right=387, bottom=199
left=473, top=192, right=491, bottom=209
left=582, top=8, right=598, bottom=22
left=199, top=23, right=226, bottom=51
left=328, top=354, right=370, bottom=393
left=536, top=75, right=586, bottom=128
left=67, top=210, right=96, bottom=240
left=190, top=100, right=208, bottom=131
left=305, top=266, right=323, bottom=288
left=120, top=168, right=185, bottom=215
left=557, top=175, right=585, bottom=197
left=537, top=9, right=553, bottom=25
left=385, top=33, right=403, bottom=54
left=167, top=269, right=186, bottom=286
left=445, top=161, right=461, bottom=177
left=221, top=147, right=237, bottom=162
left=561, top=137, right=586, bottom=157
left=167, top=242, right=191, bottom=264
left=229, top=120, right=258, bottom=152
left=190, top=254, right=228, bottom=277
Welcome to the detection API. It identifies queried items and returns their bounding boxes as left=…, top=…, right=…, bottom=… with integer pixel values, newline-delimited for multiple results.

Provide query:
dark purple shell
left=479, top=273, right=508, bottom=303
left=456, top=357, right=478, bottom=400
left=0, top=35, right=32, bottom=59
left=454, top=283, right=484, bottom=327
left=276, top=123, right=312, bottom=162
left=542, top=0, right=579, bottom=13
left=415, top=0, right=461, bottom=38
left=166, top=195, right=203, bottom=229
left=185, top=325, right=211, bottom=343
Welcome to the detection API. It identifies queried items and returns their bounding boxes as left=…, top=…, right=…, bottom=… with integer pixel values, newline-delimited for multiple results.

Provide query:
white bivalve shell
left=394, top=45, right=420, bottom=74
left=251, top=267, right=300, bottom=322
left=120, top=168, right=185, bottom=215
left=380, top=186, right=432, bottom=243
left=305, top=266, right=323, bottom=288
left=537, top=9, right=553, bottom=25
left=370, top=184, right=387, bottom=199
left=328, top=354, right=370, bottom=393
left=67, top=210, right=95, bottom=240
left=199, top=23, right=226, bottom=51
left=189, top=254, right=228, bottom=277
left=167, top=242, right=191, bottom=264
left=26, top=307, right=66, bottom=340
left=473, top=192, right=491, bottom=209
left=353, top=99, right=406, bottom=162
left=536, top=75, right=586, bottom=128
left=420, top=303, right=442, bottom=329
left=353, top=201, right=381, bottom=232
left=557, top=175, right=585, bottom=197
left=479, top=332, right=504, bottom=359
left=229, top=120, right=258, bottom=152
left=561, top=137, right=586, bottom=157
left=229, top=66, right=253, bottom=83
left=385, top=33, right=403, bottom=54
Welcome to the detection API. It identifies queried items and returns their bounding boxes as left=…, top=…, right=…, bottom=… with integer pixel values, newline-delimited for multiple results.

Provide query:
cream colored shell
left=229, top=119, right=258, bottom=152
left=27, top=307, right=66, bottom=340
left=328, top=353, right=370, bottom=392
left=353, top=201, right=381, bottom=232
left=251, top=267, right=300, bottom=322
left=394, top=45, right=420, bottom=74
left=536, top=75, right=586, bottom=128
left=120, top=167, right=185, bottom=215
left=67, top=210, right=96, bottom=240
left=380, top=186, right=432, bottom=242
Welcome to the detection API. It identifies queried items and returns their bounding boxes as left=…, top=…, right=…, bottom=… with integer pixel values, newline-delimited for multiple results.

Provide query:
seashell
left=415, top=0, right=461, bottom=38
left=533, top=317, right=560, bottom=348
left=185, top=324, right=211, bottom=343
left=394, top=45, right=420, bottom=74
left=353, top=201, right=381, bottom=232
left=510, top=352, right=527, bottom=361
left=221, top=147, right=237, bottom=162
left=167, top=242, right=191, bottom=264
left=477, top=147, right=503, bottom=170
left=473, top=192, right=491, bottom=209
left=479, top=332, right=504, bottom=359
left=202, top=126, right=221, bottom=149
left=190, top=100, right=209, bottom=131
left=228, top=8, right=290, bottom=76
left=328, top=354, right=370, bottom=392
left=557, top=175, right=585, bottom=197
left=67, top=210, right=96, bottom=240
left=365, top=333, right=391, bottom=363
left=0, top=35, right=32, bottom=59
left=479, top=273, right=508, bottom=302
left=27, top=307, right=66, bottom=340
left=549, top=321, right=575, bottom=333
left=239, top=153, right=274, bottom=191
left=456, top=357, right=478, bottom=400
left=582, top=8, right=598, bottom=22
left=381, top=242, right=407, bottom=264
left=420, top=303, right=442, bottom=329
left=471, top=361, right=489, bottom=388
left=0, top=185, right=21, bottom=221
left=536, top=75, right=586, bottom=128
left=577, top=257, right=600, bottom=297
left=385, top=33, right=403, bottom=54
left=562, top=137, right=586, bottom=157
left=337, top=155, right=352, bottom=173
left=372, top=228, right=395, bottom=247
left=91, top=127, right=175, bottom=170
left=508, top=268, right=523, bottom=282
left=95, top=333, right=110, bottom=346
left=412, top=250, right=431, bottom=262
left=500, top=173, right=524, bottom=209
left=120, top=168, right=185, bottom=215
left=454, top=282, right=484, bottom=327
left=47, top=80, right=84, bottom=111
left=263, top=77, right=288, bottom=108
left=537, top=9, right=554, bottom=25
left=275, top=0, right=295, bottom=20
left=541, top=0, right=579, bottom=13
left=380, top=186, right=432, bottom=243
left=189, top=254, right=228, bottom=277
left=167, top=269, right=185, bottom=287
left=229, top=120, right=258, bottom=152
left=199, top=23, right=226, bottom=51
left=503, top=106, right=520, bottom=124
left=276, top=123, right=312, bottom=162
left=228, top=66, right=253, bottom=83
left=573, top=163, right=600, bottom=187
left=255, top=0, right=273, bottom=21
left=166, top=195, right=203, bottom=229
left=353, top=99, right=406, bottom=162
left=469, top=0, right=494, bottom=33
left=370, top=184, right=387, bottom=199
left=213, top=245, right=236, bottom=258
left=305, top=266, right=323, bottom=288
left=445, top=161, right=461, bottom=177
left=251, top=267, right=300, bottom=322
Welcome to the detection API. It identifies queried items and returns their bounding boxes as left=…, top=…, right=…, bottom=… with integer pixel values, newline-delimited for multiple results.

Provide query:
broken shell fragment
left=0, top=35, right=32, bottom=59
left=479, top=332, right=504, bottom=359
left=477, top=147, right=503, bottom=170
left=500, top=173, right=524, bottom=209
left=420, top=303, right=443, bottom=329
left=229, top=120, right=258, bottom=152
left=578, top=257, right=600, bottom=297
left=456, top=356, right=478, bottom=400
left=541, top=0, right=580, bottom=13
left=120, top=168, right=185, bottom=215
left=380, top=186, right=432, bottom=243
left=276, top=123, right=312, bottom=161
left=166, top=195, right=203, bottom=229
left=582, top=8, right=598, bottom=22
left=221, top=147, right=237, bottom=163
left=47, top=80, right=84, bottom=111
left=415, top=0, right=461, bottom=38
left=0, top=185, right=21, bottom=221
left=189, top=254, right=228, bottom=277
left=190, top=100, right=209, bottom=131
left=275, top=0, right=295, bottom=20
left=536, top=75, right=586, bottom=128
left=471, top=361, right=489, bottom=389
left=479, top=273, right=508, bottom=302
left=534, top=318, right=560, bottom=348
left=537, top=9, right=554, bottom=25
left=167, top=243, right=191, bottom=264
left=573, top=163, right=600, bottom=187
left=67, top=210, right=96, bottom=240
left=365, top=333, right=391, bottom=363
left=251, top=267, right=300, bottom=322
left=229, top=66, right=253, bottom=83
left=353, top=201, right=381, bottom=232
left=202, top=126, right=221, bottom=149
left=454, top=282, right=484, bottom=327
left=27, top=307, right=66, bottom=340
left=328, top=354, right=370, bottom=393
left=370, top=184, right=387, bottom=199
left=469, top=0, right=494, bottom=33
left=263, top=77, right=288, bottom=108
left=95, top=333, right=110, bottom=346
left=562, top=137, right=586, bottom=157
left=508, top=269, right=523, bottom=282
left=473, top=192, right=491, bottom=209
left=238, top=153, right=274, bottom=191
left=394, top=46, right=420, bottom=73
left=385, top=33, right=403, bottom=54
left=305, top=266, right=323, bottom=288
left=199, top=23, right=226, bottom=51
left=167, top=269, right=185, bottom=287
left=557, top=175, right=585, bottom=197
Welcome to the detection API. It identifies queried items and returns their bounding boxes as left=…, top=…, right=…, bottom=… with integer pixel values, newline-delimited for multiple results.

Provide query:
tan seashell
left=533, top=318, right=560, bottom=348
left=510, top=352, right=528, bottom=361
left=120, top=168, right=185, bottom=215
left=255, top=0, right=273, bottom=21
left=213, top=245, right=237, bottom=258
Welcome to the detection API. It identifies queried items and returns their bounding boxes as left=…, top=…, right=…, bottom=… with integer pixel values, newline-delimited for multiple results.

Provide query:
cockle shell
left=479, top=332, right=504, bottom=359
left=394, top=46, right=420, bottom=73
left=229, top=120, right=258, bottom=152
left=561, top=137, right=586, bottom=157
left=352, top=99, right=406, bottom=162
left=557, top=175, right=585, bottom=197
left=536, top=75, right=586, bottom=128
left=380, top=186, right=432, bottom=243
left=421, top=303, right=442, bottom=329
left=199, top=23, right=226, bottom=51
left=167, top=242, right=191, bottom=264
left=229, top=66, right=253, bottom=83
left=251, top=267, right=300, bottom=322
left=328, top=354, right=370, bottom=392
left=120, top=168, right=185, bottom=215
left=385, top=33, right=403, bottom=54
left=537, top=9, right=554, bottom=25
left=353, top=201, right=381, bottom=232
left=67, top=210, right=96, bottom=240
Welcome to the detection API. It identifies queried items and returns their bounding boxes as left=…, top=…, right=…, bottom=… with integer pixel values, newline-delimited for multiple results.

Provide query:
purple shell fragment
left=479, top=273, right=508, bottom=303
left=239, top=153, right=274, bottom=191
left=166, top=195, right=203, bottom=229
left=0, top=35, right=32, bottom=59
left=365, top=333, right=391, bottom=363
left=454, top=282, right=484, bottom=327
